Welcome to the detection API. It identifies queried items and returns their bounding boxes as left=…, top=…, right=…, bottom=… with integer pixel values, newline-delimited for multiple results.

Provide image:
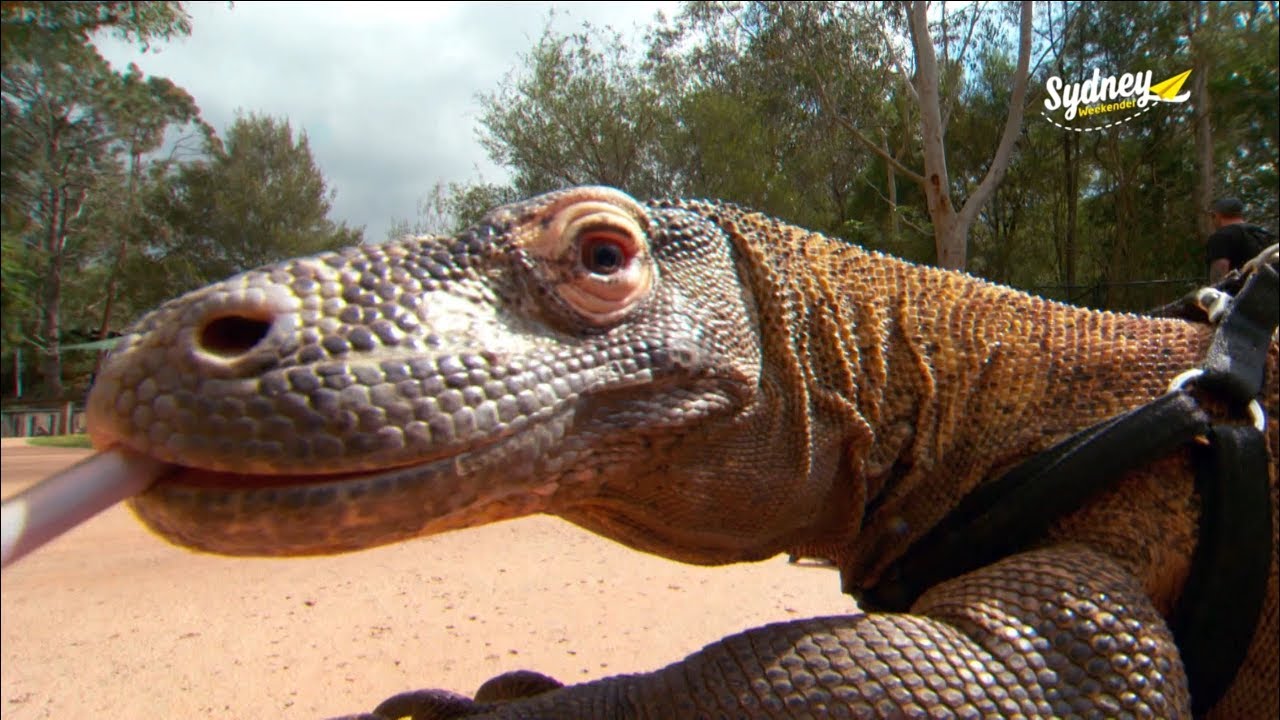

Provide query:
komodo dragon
left=82, top=186, right=1277, bottom=718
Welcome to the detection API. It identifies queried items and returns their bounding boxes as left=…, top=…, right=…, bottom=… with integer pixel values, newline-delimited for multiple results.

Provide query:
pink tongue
left=1, top=448, right=169, bottom=569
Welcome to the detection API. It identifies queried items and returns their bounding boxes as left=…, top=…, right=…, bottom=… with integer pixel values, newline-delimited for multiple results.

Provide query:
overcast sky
left=95, top=1, right=678, bottom=243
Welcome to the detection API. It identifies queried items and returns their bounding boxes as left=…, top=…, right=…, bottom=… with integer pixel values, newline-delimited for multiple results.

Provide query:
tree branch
left=957, top=1, right=1033, bottom=229
left=859, top=174, right=931, bottom=237
left=941, top=1, right=985, bottom=128
left=810, top=74, right=926, bottom=186
left=885, top=5, right=921, bottom=104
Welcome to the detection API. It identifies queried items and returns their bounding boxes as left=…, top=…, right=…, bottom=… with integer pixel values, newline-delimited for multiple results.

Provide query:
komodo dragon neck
left=701, top=202, right=1215, bottom=598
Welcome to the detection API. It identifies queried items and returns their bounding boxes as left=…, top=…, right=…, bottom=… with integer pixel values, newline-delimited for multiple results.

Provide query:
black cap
left=1211, top=197, right=1245, bottom=216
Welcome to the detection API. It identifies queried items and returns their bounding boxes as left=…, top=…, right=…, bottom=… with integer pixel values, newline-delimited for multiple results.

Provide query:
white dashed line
left=1040, top=104, right=1159, bottom=132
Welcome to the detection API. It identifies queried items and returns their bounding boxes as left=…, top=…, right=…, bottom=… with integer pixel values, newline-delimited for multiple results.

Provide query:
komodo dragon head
left=87, top=187, right=844, bottom=564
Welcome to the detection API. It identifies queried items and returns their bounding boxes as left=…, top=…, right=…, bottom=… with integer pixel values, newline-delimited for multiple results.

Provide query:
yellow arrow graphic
left=1149, top=69, right=1193, bottom=101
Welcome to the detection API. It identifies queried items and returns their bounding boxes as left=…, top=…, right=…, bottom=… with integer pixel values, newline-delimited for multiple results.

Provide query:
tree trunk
left=909, top=0, right=1033, bottom=271
left=1062, top=131, right=1079, bottom=292
left=1190, top=1, right=1215, bottom=242
left=94, top=148, right=144, bottom=375
left=886, top=151, right=900, bottom=246
left=1105, top=137, right=1137, bottom=309
left=39, top=187, right=67, bottom=399
left=908, top=1, right=960, bottom=267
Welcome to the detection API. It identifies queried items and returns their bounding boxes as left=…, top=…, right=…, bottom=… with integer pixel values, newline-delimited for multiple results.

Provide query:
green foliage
left=0, top=230, right=37, bottom=346
left=1, top=1, right=191, bottom=60
left=25, top=433, right=92, bottom=448
left=477, top=20, right=681, bottom=199
left=81, top=64, right=211, bottom=336
left=668, top=2, right=921, bottom=247
left=135, top=113, right=362, bottom=309
left=388, top=180, right=517, bottom=240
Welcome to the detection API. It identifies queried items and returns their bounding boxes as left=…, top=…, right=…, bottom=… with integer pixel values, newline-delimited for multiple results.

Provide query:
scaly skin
left=86, top=187, right=1277, bottom=718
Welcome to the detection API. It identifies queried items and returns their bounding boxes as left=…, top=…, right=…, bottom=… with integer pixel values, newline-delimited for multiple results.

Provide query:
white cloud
left=95, top=0, right=678, bottom=243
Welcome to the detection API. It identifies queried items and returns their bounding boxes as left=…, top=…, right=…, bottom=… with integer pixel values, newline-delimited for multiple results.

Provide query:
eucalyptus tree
left=1, top=1, right=194, bottom=397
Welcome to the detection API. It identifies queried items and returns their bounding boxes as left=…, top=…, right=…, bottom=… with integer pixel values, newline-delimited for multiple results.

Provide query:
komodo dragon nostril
left=197, top=314, right=274, bottom=358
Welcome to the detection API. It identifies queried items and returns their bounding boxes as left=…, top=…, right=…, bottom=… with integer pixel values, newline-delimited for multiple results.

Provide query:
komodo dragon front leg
left=84, top=187, right=1277, bottom=718
left=330, top=546, right=1185, bottom=718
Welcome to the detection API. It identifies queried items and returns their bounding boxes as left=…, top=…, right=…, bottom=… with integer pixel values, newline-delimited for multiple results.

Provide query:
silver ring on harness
left=1167, top=368, right=1267, bottom=433
left=1194, top=288, right=1232, bottom=324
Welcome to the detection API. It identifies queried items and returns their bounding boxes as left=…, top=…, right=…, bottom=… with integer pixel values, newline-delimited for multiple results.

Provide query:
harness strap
left=860, top=391, right=1211, bottom=612
left=1200, top=262, right=1279, bottom=403
left=1173, top=424, right=1272, bottom=717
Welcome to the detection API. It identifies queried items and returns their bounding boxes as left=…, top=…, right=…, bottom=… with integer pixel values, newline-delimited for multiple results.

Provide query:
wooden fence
left=0, top=403, right=85, bottom=438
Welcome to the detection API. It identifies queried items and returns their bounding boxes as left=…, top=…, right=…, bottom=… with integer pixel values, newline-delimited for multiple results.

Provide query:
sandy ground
left=1, top=441, right=855, bottom=719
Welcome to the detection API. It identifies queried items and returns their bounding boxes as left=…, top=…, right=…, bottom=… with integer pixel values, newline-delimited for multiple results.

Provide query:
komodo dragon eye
left=579, top=231, right=630, bottom=275
left=523, top=196, right=653, bottom=327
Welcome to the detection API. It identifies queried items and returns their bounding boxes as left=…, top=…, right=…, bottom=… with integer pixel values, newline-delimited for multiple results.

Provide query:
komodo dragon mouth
left=100, top=404, right=566, bottom=490
left=99, top=405, right=579, bottom=557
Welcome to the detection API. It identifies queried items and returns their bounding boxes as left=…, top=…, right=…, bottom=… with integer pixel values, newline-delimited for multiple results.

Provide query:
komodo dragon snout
left=86, top=186, right=804, bottom=560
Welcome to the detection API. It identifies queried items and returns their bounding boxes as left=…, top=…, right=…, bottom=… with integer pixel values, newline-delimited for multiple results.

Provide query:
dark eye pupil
left=585, top=241, right=625, bottom=274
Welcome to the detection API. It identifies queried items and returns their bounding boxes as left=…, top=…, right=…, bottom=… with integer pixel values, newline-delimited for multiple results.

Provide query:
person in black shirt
left=1206, top=197, right=1274, bottom=283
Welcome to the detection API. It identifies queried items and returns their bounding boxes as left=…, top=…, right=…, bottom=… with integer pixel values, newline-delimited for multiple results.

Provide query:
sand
left=1, top=442, right=854, bottom=719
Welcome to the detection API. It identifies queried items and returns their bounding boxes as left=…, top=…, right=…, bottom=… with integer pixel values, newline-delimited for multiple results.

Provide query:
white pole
left=1, top=448, right=166, bottom=569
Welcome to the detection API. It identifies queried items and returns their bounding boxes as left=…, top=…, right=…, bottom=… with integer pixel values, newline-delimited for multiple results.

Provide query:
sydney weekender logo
left=1041, top=68, right=1193, bottom=132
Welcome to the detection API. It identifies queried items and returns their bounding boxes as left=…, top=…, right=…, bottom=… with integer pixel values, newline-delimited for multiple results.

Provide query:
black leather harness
left=861, top=249, right=1278, bottom=717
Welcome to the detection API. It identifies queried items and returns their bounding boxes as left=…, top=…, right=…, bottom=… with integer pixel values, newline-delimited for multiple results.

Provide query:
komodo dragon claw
left=327, top=671, right=564, bottom=720
left=327, top=689, right=481, bottom=720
